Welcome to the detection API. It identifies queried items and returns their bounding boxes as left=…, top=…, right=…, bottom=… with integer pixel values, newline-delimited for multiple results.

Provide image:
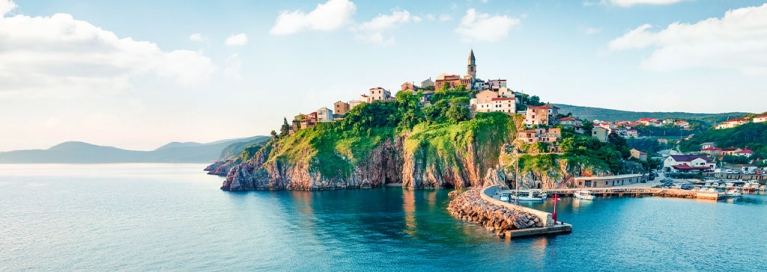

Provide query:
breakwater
left=448, top=189, right=543, bottom=238
left=448, top=186, right=571, bottom=238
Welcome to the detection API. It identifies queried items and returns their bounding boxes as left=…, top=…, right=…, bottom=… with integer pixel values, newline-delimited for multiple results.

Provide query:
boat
left=574, top=190, right=595, bottom=200
left=510, top=191, right=547, bottom=202
left=725, top=188, right=742, bottom=197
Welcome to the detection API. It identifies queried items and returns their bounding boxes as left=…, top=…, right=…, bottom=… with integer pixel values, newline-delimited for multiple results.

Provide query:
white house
left=754, top=115, right=767, bottom=123
left=490, top=97, right=515, bottom=115
left=663, top=155, right=715, bottom=172
left=471, top=90, right=498, bottom=113
left=716, top=119, right=748, bottom=129
left=316, top=107, right=334, bottom=122
left=368, top=87, right=392, bottom=102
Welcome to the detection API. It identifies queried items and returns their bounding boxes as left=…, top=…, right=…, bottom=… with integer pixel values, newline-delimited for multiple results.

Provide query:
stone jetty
left=448, top=189, right=542, bottom=237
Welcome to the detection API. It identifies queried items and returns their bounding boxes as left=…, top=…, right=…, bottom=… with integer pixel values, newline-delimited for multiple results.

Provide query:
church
left=434, top=49, right=484, bottom=91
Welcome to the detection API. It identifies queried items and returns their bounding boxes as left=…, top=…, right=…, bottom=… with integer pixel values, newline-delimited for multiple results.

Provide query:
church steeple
left=467, top=49, right=476, bottom=78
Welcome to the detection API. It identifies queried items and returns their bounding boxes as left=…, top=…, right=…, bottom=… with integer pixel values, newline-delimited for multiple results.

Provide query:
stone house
left=334, top=101, right=350, bottom=116
left=368, top=87, right=392, bottom=102
left=471, top=90, right=498, bottom=112
left=434, top=74, right=462, bottom=91
left=592, top=127, right=610, bottom=143
left=421, top=77, right=434, bottom=88
left=524, top=105, right=551, bottom=127
left=401, top=82, right=417, bottom=92
left=490, top=97, right=515, bottom=115
left=630, top=148, right=647, bottom=161
left=517, top=128, right=561, bottom=144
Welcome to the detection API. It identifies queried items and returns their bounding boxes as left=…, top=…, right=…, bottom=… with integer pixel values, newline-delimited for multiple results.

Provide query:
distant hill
left=553, top=104, right=748, bottom=125
left=0, top=136, right=269, bottom=164
left=218, top=137, right=271, bottom=160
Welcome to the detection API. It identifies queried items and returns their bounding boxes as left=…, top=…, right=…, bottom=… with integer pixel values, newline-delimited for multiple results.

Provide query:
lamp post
left=552, top=193, right=560, bottom=225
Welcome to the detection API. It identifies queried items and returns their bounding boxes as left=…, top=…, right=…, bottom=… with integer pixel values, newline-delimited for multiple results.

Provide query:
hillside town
left=279, top=49, right=766, bottom=185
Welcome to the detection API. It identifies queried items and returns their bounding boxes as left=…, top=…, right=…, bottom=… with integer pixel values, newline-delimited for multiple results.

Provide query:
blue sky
left=1, top=0, right=766, bottom=151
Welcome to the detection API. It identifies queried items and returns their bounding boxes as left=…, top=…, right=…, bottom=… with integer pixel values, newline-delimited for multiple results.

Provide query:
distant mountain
left=553, top=104, right=748, bottom=124
left=0, top=136, right=269, bottom=164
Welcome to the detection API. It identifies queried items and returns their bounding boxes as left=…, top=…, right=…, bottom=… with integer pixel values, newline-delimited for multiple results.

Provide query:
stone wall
left=447, top=188, right=544, bottom=238
left=481, top=185, right=554, bottom=227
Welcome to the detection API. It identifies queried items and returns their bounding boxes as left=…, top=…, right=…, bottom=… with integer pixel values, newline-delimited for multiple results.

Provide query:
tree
left=445, top=104, right=469, bottom=124
left=280, top=118, right=290, bottom=137
left=270, top=130, right=278, bottom=139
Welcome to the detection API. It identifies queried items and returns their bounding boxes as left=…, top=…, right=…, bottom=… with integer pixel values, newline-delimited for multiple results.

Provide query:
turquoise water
left=1, top=164, right=766, bottom=271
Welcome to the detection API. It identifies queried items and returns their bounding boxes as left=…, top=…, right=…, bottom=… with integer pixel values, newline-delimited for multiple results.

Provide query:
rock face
left=447, top=189, right=542, bottom=236
left=220, top=138, right=404, bottom=191
left=204, top=160, right=236, bottom=176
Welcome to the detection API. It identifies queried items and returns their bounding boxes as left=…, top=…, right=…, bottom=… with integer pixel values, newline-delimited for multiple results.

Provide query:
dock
left=536, top=188, right=726, bottom=200
left=482, top=186, right=572, bottom=239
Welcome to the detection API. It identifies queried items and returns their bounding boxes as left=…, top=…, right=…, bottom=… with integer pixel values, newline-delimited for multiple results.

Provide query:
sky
left=1, top=0, right=767, bottom=151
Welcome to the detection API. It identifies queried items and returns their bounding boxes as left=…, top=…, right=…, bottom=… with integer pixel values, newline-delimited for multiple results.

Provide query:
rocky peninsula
left=448, top=189, right=543, bottom=237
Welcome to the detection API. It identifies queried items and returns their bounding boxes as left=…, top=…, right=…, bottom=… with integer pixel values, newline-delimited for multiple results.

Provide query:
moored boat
left=510, top=190, right=547, bottom=202
left=574, top=190, right=595, bottom=200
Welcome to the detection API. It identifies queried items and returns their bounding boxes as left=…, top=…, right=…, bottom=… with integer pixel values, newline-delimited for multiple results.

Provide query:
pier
left=481, top=186, right=572, bottom=238
left=536, top=188, right=725, bottom=200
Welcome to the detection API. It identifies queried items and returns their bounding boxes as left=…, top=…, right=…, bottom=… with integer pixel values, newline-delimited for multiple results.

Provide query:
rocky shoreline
left=448, top=189, right=543, bottom=237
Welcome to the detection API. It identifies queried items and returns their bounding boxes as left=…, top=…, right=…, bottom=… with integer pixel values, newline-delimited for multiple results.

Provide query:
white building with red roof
left=754, top=115, right=767, bottom=123
left=664, top=155, right=715, bottom=172
left=716, top=119, right=748, bottom=129
left=490, top=97, right=516, bottom=115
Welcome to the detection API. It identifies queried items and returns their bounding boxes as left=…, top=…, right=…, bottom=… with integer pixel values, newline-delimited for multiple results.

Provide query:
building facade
left=574, top=174, right=644, bottom=188
left=525, top=105, right=551, bottom=127
left=663, top=155, right=715, bottom=172
left=592, top=127, right=610, bottom=143
left=334, top=101, right=350, bottom=115
left=491, top=97, right=515, bottom=114
left=317, top=107, right=334, bottom=122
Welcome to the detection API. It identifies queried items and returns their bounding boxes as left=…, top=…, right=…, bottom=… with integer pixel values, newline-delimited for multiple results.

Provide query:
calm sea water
left=1, top=164, right=766, bottom=271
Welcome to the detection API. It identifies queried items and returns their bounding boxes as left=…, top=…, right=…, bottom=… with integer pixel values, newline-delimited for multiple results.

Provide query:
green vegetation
left=680, top=123, right=767, bottom=159
left=554, top=104, right=747, bottom=125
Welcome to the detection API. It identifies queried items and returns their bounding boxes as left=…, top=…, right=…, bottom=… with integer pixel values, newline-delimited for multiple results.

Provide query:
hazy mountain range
left=0, top=136, right=269, bottom=164
left=553, top=104, right=747, bottom=124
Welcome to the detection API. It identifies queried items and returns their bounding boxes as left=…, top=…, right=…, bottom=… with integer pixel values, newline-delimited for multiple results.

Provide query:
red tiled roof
left=529, top=105, right=549, bottom=110
left=491, top=97, right=515, bottom=101
left=669, top=155, right=712, bottom=163
left=559, top=117, right=576, bottom=121
left=736, top=149, right=754, bottom=154
left=672, top=164, right=711, bottom=170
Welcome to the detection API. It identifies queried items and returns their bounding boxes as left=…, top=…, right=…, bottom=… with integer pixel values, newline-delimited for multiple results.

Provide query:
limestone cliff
left=215, top=113, right=516, bottom=191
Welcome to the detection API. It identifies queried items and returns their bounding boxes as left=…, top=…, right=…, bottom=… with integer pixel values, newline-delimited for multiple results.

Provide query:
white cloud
left=455, top=9, right=520, bottom=42
left=189, top=33, right=205, bottom=41
left=583, top=1, right=597, bottom=7
left=601, top=0, right=682, bottom=7
left=608, top=3, right=767, bottom=75
left=0, top=4, right=216, bottom=97
left=269, top=0, right=356, bottom=35
left=585, top=27, right=602, bottom=35
left=1, top=0, right=16, bottom=16
left=439, top=14, right=453, bottom=21
left=425, top=14, right=436, bottom=21
left=224, top=33, right=248, bottom=46
left=354, top=9, right=418, bottom=46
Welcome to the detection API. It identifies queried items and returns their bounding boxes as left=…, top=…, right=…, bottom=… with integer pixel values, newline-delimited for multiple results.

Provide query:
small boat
left=574, top=190, right=595, bottom=200
left=511, top=191, right=547, bottom=202
left=725, top=188, right=742, bottom=197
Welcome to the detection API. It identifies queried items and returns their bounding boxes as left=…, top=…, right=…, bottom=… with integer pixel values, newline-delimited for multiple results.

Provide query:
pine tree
left=280, top=117, right=290, bottom=136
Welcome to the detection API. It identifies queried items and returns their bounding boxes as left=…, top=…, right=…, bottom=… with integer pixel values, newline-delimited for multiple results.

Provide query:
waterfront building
left=574, top=174, right=644, bottom=188
left=663, top=155, right=715, bottom=172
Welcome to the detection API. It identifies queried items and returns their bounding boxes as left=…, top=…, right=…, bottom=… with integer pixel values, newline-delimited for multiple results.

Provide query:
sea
left=1, top=164, right=766, bottom=271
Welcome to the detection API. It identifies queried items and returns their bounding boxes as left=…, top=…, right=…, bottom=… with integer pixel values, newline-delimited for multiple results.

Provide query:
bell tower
left=467, top=49, right=476, bottom=78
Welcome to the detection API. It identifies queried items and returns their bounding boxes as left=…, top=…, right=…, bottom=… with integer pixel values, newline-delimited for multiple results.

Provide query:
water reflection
left=403, top=188, right=417, bottom=236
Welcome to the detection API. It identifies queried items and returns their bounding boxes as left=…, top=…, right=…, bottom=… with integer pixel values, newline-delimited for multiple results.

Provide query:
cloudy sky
left=2, top=0, right=767, bottom=151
